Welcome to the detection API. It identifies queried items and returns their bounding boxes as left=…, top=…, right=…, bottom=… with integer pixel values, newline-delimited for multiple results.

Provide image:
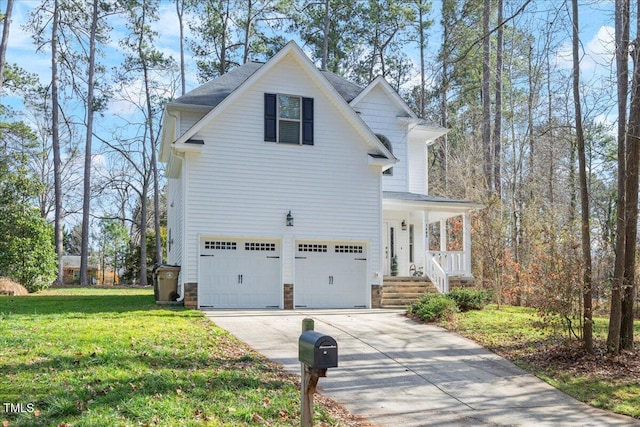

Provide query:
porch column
left=439, top=219, right=447, bottom=252
left=463, top=212, right=472, bottom=275
left=422, top=211, right=428, bottom=269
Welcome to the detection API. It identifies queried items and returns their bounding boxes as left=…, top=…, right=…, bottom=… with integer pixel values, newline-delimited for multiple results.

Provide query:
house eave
left=368, top=154, right=397, bottom=170
left=383, top=191, right=484, bottom=215
left=165, top=102, right=214, bottom=113
left=400, top=119, right=449, bottom=145
left=173, top=140, right=204, bottom=155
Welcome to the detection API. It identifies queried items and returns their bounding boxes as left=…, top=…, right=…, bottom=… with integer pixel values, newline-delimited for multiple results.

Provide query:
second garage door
left=199, top=238, right=281, bottom=308
left=294, top=241, right=368, bottom=308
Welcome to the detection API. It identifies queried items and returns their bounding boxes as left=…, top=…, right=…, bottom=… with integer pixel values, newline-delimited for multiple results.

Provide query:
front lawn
left=0, top=288, right=355, bottom=426
left=442, top=305, right=640, bottom=419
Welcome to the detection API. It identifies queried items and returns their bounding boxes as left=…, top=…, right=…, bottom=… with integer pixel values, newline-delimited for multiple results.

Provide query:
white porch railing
left=430, top=251, right=467, bottom=276
left=426, top=253, right=449, bottom=293
left=425, top=251, right=469, bottom=293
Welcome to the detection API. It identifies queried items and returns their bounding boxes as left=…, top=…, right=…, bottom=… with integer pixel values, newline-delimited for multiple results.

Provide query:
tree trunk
left=140, top=183, right=148, bottom=286
left=321, top=0, right=330, bottom=70
left=621, top=28, right=640, bottom=351
left=137, top=4, right=161, bottom=281
left=176, top=0, right=186, bottom=95
left=0, top=0, right=14, bottom=97
left=482, top=0, right=492, bottom=195
left=51, top=0, right=64, bottom=286
left=493, top=0, right=503, bottom=197
left=439, top=1, right=450, bottom=191
left=571, top=0, right=593, bottom=353
left=218, top=0, right=231, bottom=75
left=608, top=0, right=630, bottom=354
left=80, top=0, right=99, bottom=287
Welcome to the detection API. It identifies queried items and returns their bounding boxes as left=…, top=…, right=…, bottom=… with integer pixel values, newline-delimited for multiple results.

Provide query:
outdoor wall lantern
left=286, top=211, right=294, bottom=227
left=401, top=220, right=407, bottom=231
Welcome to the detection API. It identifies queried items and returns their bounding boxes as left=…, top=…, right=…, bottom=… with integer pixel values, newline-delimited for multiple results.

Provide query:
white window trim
left=277, top=94, right=302, bottom=145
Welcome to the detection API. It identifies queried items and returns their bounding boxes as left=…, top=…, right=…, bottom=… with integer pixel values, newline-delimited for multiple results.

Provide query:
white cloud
left=5, top=2, right=52, bottom=83
left=585, top=25, right=615, bottom=69
left=555, top=25, right=615, bottom=73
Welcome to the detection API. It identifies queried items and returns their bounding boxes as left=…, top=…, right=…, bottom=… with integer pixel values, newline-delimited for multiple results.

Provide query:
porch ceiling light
left=286, top=211, right=294, bottom=227
left=401, top=220, right=407, bottom=230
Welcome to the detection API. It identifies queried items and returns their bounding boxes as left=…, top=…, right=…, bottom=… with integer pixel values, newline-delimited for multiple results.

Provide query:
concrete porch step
left=381, top=277, right=439, bottom=308
left=382, top=283, right=430, bottom=292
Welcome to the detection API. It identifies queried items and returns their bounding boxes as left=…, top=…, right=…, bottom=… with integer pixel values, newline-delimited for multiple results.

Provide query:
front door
left=383, top=221, right=398, bottom=276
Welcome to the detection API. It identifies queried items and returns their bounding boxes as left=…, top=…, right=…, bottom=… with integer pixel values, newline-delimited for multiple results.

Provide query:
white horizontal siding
left=167, top=174, right=184, bottom=265
left=355, top=85, right=409, bottom=192
left=180, top=111, right=208, bottom=135
left=167, top=173, right=184, bottom=266
left=408, top=140, right=427, bottom=194
left=182, top=54, right=382, bottom=287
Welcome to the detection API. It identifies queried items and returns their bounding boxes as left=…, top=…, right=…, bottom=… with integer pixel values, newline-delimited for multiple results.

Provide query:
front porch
left=383, top=191, right=483, bottom=294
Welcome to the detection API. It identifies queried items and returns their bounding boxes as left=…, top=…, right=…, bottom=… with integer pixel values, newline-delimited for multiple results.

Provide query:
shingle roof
left=320, top=70, right=363, bottom=102
left=172, top=62, right=365, bottom=108
left=173, top=62, right=264, bottom=107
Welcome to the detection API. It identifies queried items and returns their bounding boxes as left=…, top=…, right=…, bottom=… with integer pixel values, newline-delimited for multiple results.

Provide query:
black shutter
left=302, top=97, right=314, bottom=145
left=264, top=93, right=277, bottom=142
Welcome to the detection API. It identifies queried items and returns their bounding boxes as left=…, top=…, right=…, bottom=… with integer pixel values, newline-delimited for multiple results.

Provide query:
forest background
left=0, top=0, right=637, bottom=354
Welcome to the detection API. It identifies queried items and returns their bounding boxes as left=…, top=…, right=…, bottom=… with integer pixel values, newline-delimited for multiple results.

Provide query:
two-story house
left=159, top=41, right=481, bottom=309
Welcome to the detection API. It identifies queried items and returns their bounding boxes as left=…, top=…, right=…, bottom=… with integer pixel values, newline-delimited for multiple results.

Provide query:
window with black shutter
left=264, top=93, right=314, bottom=145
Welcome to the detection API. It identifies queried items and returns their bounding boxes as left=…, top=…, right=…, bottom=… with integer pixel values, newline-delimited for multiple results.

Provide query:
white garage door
left=199, top=238, right=281, bottom=308
left=294, top=241, right=367, bottom=308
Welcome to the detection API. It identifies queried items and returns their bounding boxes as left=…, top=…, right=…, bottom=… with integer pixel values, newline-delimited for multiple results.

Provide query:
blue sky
left=4, top=0, right=618, bottom=98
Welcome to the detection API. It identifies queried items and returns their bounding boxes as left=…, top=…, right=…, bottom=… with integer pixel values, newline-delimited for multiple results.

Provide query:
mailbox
left=298, top=330, right=338, bottom=369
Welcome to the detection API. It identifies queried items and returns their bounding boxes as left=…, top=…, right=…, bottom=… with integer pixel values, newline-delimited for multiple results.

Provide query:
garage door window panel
left=204, top=241, right=236, bottom=250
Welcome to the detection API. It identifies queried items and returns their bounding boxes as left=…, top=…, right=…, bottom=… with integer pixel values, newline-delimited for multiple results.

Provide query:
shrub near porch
left=0, top=288, right=347, bottom=426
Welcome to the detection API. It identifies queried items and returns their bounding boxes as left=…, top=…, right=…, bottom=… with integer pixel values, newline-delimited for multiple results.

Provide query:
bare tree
left=176, top=0, right=186, bottom=96
left=493, top=0, right=502, bottom=197
left=608, top=0, right=630, bottom=354
left=411, top=0, right=432, bottom=119
left=620, top=6, right=640, bottom=351
left=51, top=0, right=64, bottom=284
left=119, top=0, right=177, bottom=282
left=571, top=0, right=593, bottom=353
left=80, top=0, right=101, bottom=286
left=482, top=0, right=492, bottom=195
left=320, top=0, right=330, bottom=70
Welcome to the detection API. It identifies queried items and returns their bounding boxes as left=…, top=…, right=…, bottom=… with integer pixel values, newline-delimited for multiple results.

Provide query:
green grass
left=0, top=288, right=336, bottom=426
left=443, top=305, right=640, bottom=418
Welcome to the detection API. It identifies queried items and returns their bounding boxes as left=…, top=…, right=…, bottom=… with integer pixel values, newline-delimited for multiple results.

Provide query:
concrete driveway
left=204, top=309, right=639, bottom=427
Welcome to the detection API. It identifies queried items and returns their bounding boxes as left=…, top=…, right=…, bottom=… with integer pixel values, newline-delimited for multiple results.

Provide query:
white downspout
left=166, top=109, right=186, bottom=302
left=173, top=151, right=186, bottom=302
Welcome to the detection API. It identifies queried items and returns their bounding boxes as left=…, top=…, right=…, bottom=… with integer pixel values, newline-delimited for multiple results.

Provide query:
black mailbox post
left=298, top=330, right=338, bottom=369
left=298, top=320, right=338, bottom=426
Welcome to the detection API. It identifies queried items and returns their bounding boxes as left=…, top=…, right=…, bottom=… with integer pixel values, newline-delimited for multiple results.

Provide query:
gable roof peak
left=161, top=40, right=395, bottom=162
left=350, top=76, right=417, bottom=119
left=168, top=43, right=365, bottom=109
